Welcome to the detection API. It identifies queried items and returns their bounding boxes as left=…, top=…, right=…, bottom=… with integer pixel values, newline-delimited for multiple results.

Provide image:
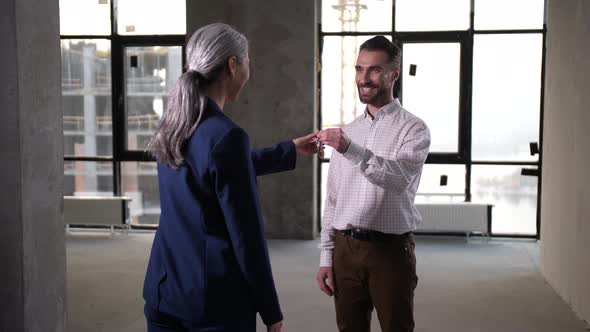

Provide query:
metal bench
left=64, top=196, right=131, bottom=234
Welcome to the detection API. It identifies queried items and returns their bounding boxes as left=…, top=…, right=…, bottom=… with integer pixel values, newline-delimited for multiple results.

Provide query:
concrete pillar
left=187, top=1, right=318, bottom=239
left=540, top=0, right=590, bottom=325
left=0, top=0, right=66, bottom=330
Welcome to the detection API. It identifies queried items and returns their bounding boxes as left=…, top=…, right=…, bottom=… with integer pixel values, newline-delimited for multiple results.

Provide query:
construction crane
left=331, top=0, right=367, bottom=125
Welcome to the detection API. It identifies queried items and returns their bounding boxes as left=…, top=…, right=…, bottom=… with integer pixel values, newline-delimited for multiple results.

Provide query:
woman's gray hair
left=147, top=23, right=248, bottom=168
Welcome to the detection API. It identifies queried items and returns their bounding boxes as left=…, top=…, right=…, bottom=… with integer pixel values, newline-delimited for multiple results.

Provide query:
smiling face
left=355, top=49, right=400, bottom=108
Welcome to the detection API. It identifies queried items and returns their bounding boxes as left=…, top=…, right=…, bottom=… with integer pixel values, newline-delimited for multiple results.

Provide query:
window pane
left=471, top=165, right=537, bottom=235
left=472, top=34, right=542, bottom=161
left=321, top=36, right=389, bottom=131
left=395, top=0, right=470, bottom=32
left=64, top=161, right=114, bottom=196
left=125, top=46, right=182, bottom=150
left=59, top=0, right=111, bottom=35
left=416, top=164, right=465, bottom=203
left=321, top=0, right=392, bottom=33
left=475, top=0, right=544, bottom=30
left=117, top=0, right=186, bottom=35
left=402, top=43, right=461, bottom=153
left=62, top=40, right=112, bottom=157
left=121, top=162, right=160, bottom=225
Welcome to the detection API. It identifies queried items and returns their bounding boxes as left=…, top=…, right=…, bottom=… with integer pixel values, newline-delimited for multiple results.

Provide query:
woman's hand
left=267, top=320, right=283, bottom=332
left=292, top=131, right=319, bottom=157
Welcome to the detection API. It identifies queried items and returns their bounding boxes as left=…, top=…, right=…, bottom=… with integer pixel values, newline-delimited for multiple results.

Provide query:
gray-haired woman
left=143, top=23, right=317, bottom=332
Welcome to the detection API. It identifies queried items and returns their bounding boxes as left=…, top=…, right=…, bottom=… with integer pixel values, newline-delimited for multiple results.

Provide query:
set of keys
left=316, top=136, right=325, bottom=159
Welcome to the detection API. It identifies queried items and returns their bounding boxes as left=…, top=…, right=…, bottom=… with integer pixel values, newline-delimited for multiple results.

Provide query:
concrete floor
left=66, top=231, right=588, bottom=332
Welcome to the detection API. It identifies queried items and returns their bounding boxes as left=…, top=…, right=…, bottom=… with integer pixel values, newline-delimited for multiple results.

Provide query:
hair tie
left=187, top=69, right=206, bottom=83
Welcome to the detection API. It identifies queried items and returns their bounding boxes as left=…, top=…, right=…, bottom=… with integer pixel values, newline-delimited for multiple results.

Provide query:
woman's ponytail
left=147, top=70, right=205, bottom=168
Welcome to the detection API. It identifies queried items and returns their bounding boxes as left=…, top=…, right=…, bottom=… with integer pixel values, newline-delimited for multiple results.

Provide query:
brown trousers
left=333, top=231, right=418, bottom=332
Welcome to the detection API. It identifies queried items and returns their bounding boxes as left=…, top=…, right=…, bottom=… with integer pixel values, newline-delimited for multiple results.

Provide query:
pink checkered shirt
left=319, top=99, right=431, bottom=267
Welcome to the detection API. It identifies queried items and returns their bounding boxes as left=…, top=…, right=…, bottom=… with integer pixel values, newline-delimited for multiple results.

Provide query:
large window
left=401, top=42, right=462, bottom=153
left=395, top=0, right=470, bottom=32
left=124, top=46, right=182, bottom=151
left=319, top=0, right=546, bottom=237
left=60, top=0, right=185, bottom=226
left=472, top=34, right=543, bottom=162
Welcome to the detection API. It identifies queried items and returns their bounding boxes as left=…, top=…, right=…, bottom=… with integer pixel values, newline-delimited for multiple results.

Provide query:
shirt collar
left=363, top=98, right=401, bottom=120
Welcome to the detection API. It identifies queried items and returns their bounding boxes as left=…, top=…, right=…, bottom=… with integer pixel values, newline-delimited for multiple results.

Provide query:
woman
left=143, top=23, right=317, bottom=332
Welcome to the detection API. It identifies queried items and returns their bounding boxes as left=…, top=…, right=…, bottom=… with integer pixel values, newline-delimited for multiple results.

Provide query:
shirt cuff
left=319, top=249, right=333, bottom=267
left=342, top=140, right=366, bottom=166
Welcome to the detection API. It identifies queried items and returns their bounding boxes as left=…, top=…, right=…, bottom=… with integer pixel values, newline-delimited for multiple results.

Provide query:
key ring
left=316, top=137, right=324, bottom=159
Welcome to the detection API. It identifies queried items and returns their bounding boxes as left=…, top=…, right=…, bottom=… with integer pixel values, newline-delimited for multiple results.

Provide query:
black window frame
left=61, top=0, right=185, bottom=227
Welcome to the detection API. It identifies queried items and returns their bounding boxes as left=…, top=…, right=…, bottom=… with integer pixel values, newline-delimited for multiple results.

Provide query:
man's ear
left=227, top=56, right=237, bottom=77
left=391, top=66, right=401, bottom=83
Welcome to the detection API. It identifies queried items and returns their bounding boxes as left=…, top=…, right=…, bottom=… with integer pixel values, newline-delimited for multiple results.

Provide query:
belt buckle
left=351, top=228, right=369, bottom=241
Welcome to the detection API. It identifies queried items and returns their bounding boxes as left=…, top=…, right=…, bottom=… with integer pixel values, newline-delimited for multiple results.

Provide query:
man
left=316, top=36, right=431, bottom=332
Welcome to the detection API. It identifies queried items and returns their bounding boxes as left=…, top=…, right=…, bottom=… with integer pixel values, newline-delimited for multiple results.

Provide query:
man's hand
left=316, top=266, right=335, bottom=296
left=292, top=131, right=319, bottom=157
left=267, top=320, right=283, bottom=332
left=317, top=128, right=350, bottom=154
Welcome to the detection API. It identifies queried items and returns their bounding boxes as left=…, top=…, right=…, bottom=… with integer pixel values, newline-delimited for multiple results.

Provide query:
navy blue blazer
left=143, top=98, right=296, bottom=328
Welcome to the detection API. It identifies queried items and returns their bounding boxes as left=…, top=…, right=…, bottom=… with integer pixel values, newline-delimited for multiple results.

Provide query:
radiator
left=415, top=203, right=492, bottom=235
left=64, top=196, right=131, bottom=228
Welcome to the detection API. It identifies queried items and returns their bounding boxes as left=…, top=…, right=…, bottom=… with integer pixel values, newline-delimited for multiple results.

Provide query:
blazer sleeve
left=209, top=127, right=283, bottom=326
left=251, top=141, right=297, bottom=176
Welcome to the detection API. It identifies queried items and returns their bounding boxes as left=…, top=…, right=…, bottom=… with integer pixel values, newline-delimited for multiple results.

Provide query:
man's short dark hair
left=359, top=36, right=401, bottom=68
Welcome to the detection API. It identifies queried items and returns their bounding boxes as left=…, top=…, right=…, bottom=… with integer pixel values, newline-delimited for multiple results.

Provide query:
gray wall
left=0, top=0, right=66, bottom=330
left=187, top=1, right=318, bottom=239
left=540, top=0, right=590, bottom=325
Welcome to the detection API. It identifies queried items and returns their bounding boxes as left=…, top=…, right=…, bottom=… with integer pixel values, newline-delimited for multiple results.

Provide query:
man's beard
left=358, top=84, right=387, bottom=104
